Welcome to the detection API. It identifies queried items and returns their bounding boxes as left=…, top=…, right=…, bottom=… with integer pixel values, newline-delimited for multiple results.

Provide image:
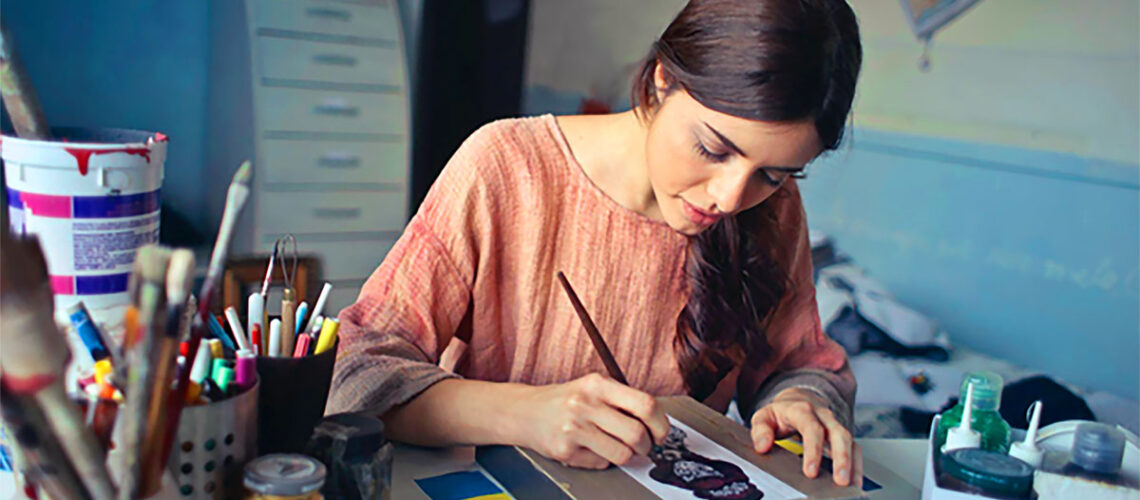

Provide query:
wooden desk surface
left=391, top=397, right=925, bottom=499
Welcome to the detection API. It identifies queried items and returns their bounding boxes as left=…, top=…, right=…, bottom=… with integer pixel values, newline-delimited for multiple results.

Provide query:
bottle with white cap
left=1009, top=400, right=1044, bottom=468
left=936, top=370, right=1012, bottom=452
left=942, top=381, right=982, bottom=453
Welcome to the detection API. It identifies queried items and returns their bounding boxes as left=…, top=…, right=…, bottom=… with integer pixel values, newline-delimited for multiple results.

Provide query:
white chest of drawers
left=207, top=0, right=409, bottom=315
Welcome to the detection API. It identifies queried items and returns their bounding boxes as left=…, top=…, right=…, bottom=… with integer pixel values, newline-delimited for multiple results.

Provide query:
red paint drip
left=64, top=146, right=151, bottom=176
left=154, top=132, right=168, bottom=142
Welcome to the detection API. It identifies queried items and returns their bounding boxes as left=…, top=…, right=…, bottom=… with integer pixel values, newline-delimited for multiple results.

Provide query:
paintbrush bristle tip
left=231, top=161, right=252, bottom=186
left=137, top=245, right=172, bottom=284
left=165, top=249, right=196, bottom=302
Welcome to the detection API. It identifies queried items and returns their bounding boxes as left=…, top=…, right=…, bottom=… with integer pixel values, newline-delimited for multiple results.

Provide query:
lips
left=681, top=200, right=720, bottom=227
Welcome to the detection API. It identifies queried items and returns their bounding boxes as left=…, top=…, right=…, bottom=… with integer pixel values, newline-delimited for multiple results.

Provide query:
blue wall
left=1, top=1, right=211, bottom=233
left=803, top=129, right=1140, bottom=399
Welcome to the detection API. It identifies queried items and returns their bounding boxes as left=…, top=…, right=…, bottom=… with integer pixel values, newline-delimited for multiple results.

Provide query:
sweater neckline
left=541, top=113, right=682, bottom=236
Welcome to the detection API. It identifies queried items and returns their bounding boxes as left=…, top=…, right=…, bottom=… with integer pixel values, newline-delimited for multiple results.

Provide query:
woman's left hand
left=749, top=387, right=862, bottom=487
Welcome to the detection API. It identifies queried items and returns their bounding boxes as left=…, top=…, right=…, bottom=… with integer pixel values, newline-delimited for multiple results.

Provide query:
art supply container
left=306, top=412, right=393, bottom=500
left=243, top=454, right=326, bottom=500
left=168, top=380, right=259, bottom=499
left=1062, top=423, right=1127, bottom=480
left=939, top=448, right=1033, bottom=499
left=2, top=127, right=166, bottom=331
left=256, top=341, right=338, bottom=455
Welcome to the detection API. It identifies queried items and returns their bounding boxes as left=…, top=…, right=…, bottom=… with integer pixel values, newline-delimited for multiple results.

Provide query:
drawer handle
left=317, top=153, right=362, bottom=168
left=312, top=207, right=362, bottom=219
left=313, top=103, right=359, bottom=117
left=305, top=7, right=352, bottom=21
left=312, top=54, right=358, bottom=67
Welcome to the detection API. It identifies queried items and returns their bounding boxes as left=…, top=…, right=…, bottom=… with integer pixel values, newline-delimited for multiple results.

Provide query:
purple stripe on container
left=75, top=273, right=130, bottom=295
left=72, top=190, right=161, bottom=218
left=6, top=189, right=23, bottom=209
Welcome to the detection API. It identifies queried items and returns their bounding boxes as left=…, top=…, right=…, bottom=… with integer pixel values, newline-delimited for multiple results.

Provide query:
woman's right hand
left=507, top=373, right=671, bottom=469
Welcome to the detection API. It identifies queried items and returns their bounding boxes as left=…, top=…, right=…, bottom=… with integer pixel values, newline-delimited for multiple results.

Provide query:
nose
left=706, top=168, right=752, bottom=214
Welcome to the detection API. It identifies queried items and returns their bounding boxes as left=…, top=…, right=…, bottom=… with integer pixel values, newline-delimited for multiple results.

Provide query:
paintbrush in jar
left=135, top=248, right=195, bottom=494
left=0, top=231, right=117, bottom=498
left=161, top=160, right=253, bottom=467
left=118, top=244, right=171, bottom=499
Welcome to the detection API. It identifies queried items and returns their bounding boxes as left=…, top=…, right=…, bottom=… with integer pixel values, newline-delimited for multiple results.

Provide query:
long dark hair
left=632, top=0, right=861, bottom=400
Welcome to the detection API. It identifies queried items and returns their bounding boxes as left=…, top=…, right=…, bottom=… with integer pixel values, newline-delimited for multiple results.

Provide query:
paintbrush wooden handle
left=0, top=233, right=117, bottom=498
left=556, top=271, right=629, bottom=385
left=0, top=23, right=49, bottom=139
left=281, top=290, right=297, bottom=357
left=0, top=387, right=93, bottom=499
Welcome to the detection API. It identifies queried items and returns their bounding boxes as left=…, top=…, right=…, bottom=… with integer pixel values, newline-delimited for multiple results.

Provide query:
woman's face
left=644, top=70, right=824, bottom=236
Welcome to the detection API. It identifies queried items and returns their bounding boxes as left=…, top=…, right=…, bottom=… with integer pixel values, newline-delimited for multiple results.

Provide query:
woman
left=328, top=0, right=863, bottom=487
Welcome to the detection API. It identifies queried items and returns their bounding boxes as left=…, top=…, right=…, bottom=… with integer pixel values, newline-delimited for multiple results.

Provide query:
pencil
left=555, top=271, right=662, bottom=455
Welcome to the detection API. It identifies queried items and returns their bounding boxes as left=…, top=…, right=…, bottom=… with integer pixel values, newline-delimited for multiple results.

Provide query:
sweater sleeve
left=736, top=180, right=857, bottom=429
left=326, top=123, right=506, bottom=417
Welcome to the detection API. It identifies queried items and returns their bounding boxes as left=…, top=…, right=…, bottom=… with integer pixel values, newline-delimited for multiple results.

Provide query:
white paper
left=621, top=417, right=804, bottom=499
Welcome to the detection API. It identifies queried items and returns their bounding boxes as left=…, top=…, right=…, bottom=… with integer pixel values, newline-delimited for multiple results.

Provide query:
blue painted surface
left=802, top=128, right=1140, bottom=399
left=0, top=1, right=212, bottom=232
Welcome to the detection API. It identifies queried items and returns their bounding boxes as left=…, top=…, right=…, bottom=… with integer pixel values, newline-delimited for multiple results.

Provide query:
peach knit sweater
left=326, top=115, right=855, bottom=426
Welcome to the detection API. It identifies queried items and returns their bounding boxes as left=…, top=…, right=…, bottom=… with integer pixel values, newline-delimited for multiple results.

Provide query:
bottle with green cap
left=936, top=371, right=1012, bottom=453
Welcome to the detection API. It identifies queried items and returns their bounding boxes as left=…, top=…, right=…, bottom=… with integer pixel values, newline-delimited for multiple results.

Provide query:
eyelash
left=757, top=169, right=808, bottom=187
left=694, top=139, right=808, bottom=185
left=694, top=141, right=730, bottom=163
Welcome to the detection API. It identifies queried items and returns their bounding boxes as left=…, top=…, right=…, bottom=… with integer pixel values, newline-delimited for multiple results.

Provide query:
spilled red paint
left=64, top=146, right=151, bottom=176
left=154, top=132, right=168, bottom=142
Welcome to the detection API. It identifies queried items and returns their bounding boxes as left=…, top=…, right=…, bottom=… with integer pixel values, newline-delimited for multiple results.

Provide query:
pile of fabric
left=808, top=232, right=1138, bottom=438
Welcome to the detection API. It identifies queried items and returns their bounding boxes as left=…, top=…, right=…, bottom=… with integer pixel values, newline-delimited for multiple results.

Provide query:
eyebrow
left=702, top=121, right=746, bottom=158
left=701, top=121, right=805, bottom=172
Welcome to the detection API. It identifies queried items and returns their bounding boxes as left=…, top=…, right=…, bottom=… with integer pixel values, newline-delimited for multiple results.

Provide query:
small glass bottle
left=244, top=454, right=326, bottom=500
left=936, top=371, right=1012, bottom=453
left=1060, top=423, right=1130, bottom=486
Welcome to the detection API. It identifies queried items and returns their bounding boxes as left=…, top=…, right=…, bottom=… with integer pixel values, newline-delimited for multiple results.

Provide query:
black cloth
left=826, top=306, right=949, bottom=361
left=900, top=375, right=1096, bottom=435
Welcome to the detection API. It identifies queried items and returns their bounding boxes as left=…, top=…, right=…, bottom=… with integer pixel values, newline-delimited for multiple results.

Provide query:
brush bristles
left=136, top=245, right=172, bottom=285
left=165, top=249, right=195, bottom=305
left=230, top=160, right=252, bottom=188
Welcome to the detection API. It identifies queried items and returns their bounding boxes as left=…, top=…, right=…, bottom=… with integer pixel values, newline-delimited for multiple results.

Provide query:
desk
left=392, top=438, right=927, bottom=499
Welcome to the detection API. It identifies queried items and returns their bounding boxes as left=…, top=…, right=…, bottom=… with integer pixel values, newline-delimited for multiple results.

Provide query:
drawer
left=249, top=0, right=398, bottom=40
left=298, top=236, right=396, bottom=281
left=257, top=87, right=407, bottom=134
left=257, top=37, right=404, bottom=86
left=260, top=281, right=363, bottom=319
left=324, top=281, right=365, bottom=319
left=260, top=138, right=407, bottom=185
left=258, top=191, right=407, bottom=235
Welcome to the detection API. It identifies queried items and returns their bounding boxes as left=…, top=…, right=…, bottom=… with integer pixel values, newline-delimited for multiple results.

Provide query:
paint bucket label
left=2, top=127, right=166, bottom=328
left=7, top=188, right=161, bottom=293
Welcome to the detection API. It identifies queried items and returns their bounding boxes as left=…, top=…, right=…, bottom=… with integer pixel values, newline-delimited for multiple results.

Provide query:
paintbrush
left=0, top=383, right=91, bottom=499
left=119, top=244, right=171, bottom=499
left=161, top=160, right=253, bottom=464
left=259, top=241, right=279, bottom=329
left=135, top=248, right=195, bottom=494
left=0, top=23, right=48, bottom=139
left=0, top=232, right=117, bottom=497
left=555, top=271, right=663, bottom=456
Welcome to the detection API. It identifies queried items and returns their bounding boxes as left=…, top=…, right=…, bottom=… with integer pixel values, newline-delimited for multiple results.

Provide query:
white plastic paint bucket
left=3, top=127, right=167, bottom=329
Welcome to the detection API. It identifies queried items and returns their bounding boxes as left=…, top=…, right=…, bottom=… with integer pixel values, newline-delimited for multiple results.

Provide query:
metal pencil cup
left=168, top=380, right=259, bottom=499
